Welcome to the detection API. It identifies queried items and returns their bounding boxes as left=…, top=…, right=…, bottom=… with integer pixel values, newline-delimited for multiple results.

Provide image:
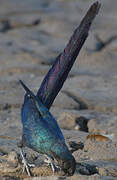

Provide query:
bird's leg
left=18, top=140, right=35, bottom=176
left=44, top=155, right=57, bottom=174
left=19, top=148, right=35, bottom=176
left=19, top=148, right=31, bottom=176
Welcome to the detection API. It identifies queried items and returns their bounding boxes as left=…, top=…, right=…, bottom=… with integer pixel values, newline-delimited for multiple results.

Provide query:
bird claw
left=20, top=148, right=35, bottom=176
left=28, top=163, right=35, bottom=168
left=44, top=155, right=56, bottom=174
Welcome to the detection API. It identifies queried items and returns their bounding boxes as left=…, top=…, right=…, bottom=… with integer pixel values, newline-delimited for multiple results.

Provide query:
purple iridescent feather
left=37, top=1, right=100, bottom=109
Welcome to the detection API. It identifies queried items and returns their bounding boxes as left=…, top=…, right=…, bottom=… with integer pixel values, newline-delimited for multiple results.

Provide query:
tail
left=37, top=1, right=101, bottom=109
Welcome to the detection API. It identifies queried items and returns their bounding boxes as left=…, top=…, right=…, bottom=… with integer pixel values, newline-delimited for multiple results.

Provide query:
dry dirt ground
left=0, top=0, right=117, bottom=179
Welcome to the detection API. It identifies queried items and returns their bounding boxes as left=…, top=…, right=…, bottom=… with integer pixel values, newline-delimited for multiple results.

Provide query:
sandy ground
left=0, top=0, right=117, bottom=179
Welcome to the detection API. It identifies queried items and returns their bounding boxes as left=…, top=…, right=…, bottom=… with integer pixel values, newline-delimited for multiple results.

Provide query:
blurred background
left=0, top=0, right=117, bottom=179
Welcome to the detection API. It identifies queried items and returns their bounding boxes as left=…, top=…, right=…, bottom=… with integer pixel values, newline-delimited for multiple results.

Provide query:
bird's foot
left=44, top=155, right=56, bottom=174
left=19, top=148, right=35, bottom=176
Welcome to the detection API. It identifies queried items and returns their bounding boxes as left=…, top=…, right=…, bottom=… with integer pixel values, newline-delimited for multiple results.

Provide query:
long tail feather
left=37, top=2, right=101, bottom=109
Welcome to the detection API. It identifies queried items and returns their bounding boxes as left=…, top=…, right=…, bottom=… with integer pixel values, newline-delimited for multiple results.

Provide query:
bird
left=18, top=1, right=101, bottom=177
left=19, top=80, right=76, bottom=176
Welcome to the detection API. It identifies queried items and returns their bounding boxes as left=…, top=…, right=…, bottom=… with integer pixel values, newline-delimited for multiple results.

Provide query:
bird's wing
left=21, top=97, right=65, bottom=144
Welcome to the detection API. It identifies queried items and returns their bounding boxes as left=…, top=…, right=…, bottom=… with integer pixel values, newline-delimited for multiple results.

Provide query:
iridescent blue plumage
left=20, top=80, right=76, bottom=176
left=19, top=2, right=100, bottom=176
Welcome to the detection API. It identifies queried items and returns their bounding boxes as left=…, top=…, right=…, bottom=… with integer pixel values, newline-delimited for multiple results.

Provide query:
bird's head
left=58, top=155, right=76, bottom=176
left=52, top=142, right=76, bottom=176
